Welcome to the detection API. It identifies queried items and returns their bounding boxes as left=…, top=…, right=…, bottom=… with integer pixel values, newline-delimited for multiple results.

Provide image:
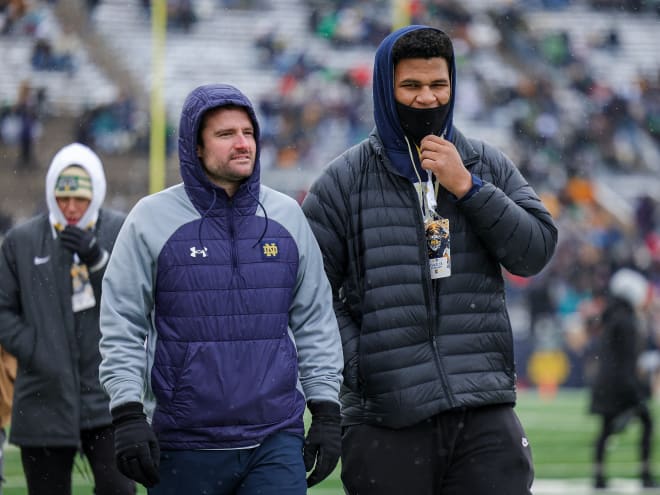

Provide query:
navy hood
left=178, top=83, right=261, bottom=212
left=373, top=25, right=457, bottom=183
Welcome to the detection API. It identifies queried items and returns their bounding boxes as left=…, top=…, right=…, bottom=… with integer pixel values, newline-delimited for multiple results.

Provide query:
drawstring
left=247, top=186, right=268, bottom=248
left=197, top=186, right=266, bottom=250
left=405, top=136, right=428, bottom=218
left=197, top=189, right=217, bottom=249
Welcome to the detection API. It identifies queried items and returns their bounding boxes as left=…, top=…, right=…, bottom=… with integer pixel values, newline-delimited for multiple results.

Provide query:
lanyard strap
left=405, top=136, right=440, bottom=221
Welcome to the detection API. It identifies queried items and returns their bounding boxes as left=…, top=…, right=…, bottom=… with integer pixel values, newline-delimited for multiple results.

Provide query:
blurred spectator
left=255, top=25, right=287, bottom=66
left=588, top=26, right=621, bottom=52
left=308, top=1, right=389, bottom=46
left=12, top=80, right=42, bottom=171
left=0, top=0, right=27, bottom=35
left=167, top=0, right=196, bottom=32
left=76, top=91, right=139, bottom=154
left=638, top=70, right=660, bottom=145
left=30, top=23, right=77, bottom=74
left=589, top=268, right=657, bottom=490
left=636, top=195, right=658, bottom=238
left=30, top=36, right=54, bottom=69
left=539, top=30, right=573, bottom=67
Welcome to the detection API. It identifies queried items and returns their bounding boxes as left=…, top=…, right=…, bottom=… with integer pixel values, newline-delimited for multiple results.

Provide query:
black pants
left=20, top=425, right=135, bottom=495
left=341, top=404, right=534, bottom=495
left=594, top=403, right=654, bottom=468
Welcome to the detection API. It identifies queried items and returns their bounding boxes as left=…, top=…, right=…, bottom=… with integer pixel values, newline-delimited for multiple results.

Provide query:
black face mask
left=396, top=101, right=450, bottom=146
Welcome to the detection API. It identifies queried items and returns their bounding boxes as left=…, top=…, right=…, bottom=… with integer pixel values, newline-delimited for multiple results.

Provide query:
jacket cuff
left=454, top=174, right=483, bottom=203
left=307, top=400, right=340, bottom=418
left=87, top=249, right=109, bottom=273
left=111, top=401, right=145, bottom=423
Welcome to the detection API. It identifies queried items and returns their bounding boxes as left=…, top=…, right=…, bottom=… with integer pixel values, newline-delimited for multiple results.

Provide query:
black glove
left=60, top=225, right=103, bottom=266
left=303, top=400, right=341, bottom=488
left=111, top=402, right=160, bottom=488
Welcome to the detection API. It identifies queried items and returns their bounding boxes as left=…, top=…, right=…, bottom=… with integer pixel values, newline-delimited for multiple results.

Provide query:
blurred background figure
left=589, top=268, right=657, bottom=490
left=0, top=143, right=131, bottom=495
left=12, top=80, right=42, bottom=171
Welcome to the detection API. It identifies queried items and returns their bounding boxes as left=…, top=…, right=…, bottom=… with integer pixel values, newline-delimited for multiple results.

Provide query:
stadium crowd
left=1, top=0, right=659, bottom=397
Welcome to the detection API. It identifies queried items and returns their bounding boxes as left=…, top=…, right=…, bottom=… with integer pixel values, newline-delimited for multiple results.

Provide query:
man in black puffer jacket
left=302, top=25, right=558, bottom=495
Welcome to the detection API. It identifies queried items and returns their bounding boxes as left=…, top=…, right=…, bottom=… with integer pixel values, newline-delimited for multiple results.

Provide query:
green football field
left=1, top=389, right=658, bottom=494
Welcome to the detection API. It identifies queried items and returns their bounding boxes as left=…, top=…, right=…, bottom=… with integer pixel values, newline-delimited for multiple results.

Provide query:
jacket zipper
left=229, top=199, right=238, bottom=273
left=417, top=198, right=456, bottom=409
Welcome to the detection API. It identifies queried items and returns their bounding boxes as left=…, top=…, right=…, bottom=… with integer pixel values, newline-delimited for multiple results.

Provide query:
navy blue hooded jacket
left=99, top=84, right=343, bottom=449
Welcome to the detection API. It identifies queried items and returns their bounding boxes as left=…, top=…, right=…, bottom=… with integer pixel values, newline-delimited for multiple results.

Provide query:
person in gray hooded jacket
left=302, top=25, right=558, bottom=495
left=0, top=143, right=131, bottom=495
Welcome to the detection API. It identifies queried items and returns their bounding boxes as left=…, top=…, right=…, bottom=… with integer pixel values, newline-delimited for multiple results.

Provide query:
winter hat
left=54, top=165, right=93, bottom=200
left=609, top=268, right=650, bottom=308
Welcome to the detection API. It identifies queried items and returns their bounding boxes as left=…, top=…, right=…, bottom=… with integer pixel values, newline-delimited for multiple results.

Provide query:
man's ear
left=196, top=144, right=202, bottom=158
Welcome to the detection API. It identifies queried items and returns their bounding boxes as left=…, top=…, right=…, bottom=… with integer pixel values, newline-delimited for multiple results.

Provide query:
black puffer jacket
left=302, top=128, right=558, bottom=428
left=0, top=210, right=125, bottom=446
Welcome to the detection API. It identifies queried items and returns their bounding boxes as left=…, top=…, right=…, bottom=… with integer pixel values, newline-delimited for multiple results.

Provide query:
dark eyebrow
left=398, top=77, right=448, bottom=85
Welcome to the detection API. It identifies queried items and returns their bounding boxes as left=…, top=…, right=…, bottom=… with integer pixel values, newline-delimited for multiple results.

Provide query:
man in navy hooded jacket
left=99, top=84, right=343, bottom=494
left=302, top=26, right=558, bottom=495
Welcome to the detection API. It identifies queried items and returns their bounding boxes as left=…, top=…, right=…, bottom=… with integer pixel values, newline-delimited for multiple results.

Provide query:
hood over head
left=45, top=142, right=106, bottom=229
left=373, top=25, right=457, bottom=183
left=609, top=268, right=651, bottom=309
left=178, top=83, right=261, bottom=212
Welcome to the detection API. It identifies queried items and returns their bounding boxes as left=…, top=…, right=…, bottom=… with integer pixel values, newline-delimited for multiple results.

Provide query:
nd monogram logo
left=262, top=242, right=278, bottom=257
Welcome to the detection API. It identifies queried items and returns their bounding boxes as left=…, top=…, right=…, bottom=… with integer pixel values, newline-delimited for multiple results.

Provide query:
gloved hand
left=303, top=400, right=341, bottom=488
left=111, top=402, right=160, bottom=488
left=60, top=226, right=103, bottom=266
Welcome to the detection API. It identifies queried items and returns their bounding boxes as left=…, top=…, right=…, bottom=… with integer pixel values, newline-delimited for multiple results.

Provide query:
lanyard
left=407, top=140, right=439, bottom=221
left=425, top=171, right=439, bottom=219
left=416, top=172, right=439, bottom=222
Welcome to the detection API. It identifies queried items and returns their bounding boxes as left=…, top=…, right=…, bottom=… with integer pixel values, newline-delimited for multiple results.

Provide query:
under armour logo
left=190, top=246, right=208, bottom=258
left=522, top=437, right=529, bottom=447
